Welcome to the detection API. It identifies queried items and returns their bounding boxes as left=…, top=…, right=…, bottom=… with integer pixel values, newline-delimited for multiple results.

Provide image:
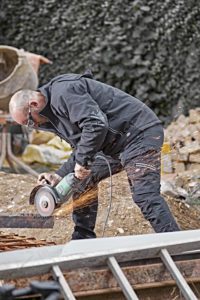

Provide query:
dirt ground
left=0, top=169, right=200, bottom=246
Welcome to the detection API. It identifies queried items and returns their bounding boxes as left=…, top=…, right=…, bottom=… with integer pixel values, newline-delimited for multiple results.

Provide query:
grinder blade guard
left=29, top=173, right=78, bottom=217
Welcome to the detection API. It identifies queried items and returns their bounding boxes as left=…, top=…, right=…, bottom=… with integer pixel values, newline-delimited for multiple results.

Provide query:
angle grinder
left=29, top=173, right=79, bottom=217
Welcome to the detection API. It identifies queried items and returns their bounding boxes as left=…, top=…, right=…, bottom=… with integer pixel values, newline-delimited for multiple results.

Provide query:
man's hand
left=37, top=172, right=62, bottom=186
left=74, top=163, right=91, bottom=180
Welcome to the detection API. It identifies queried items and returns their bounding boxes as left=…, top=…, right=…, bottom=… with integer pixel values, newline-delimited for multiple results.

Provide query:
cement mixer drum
left=0, top=45, right=38, bottom=112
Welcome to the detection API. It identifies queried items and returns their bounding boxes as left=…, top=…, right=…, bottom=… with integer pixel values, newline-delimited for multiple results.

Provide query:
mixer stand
left=0, top=113, right=38, bottom=177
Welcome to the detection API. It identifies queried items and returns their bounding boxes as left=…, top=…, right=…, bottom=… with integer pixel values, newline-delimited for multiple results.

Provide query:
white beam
left=0, top=230, right=200, bottom=279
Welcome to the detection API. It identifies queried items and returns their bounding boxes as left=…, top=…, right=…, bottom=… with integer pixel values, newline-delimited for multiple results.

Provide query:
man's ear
left=29, top=99, right=38, bottom=108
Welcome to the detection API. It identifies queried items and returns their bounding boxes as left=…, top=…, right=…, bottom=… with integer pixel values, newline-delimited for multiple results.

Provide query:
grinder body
left=30, top=173, right=78, bottom=217
left=54, top=173, right=77, bottom=202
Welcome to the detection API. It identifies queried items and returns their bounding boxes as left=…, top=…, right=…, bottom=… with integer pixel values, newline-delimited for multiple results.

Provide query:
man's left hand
left=74, top=163, right=91, bottom=180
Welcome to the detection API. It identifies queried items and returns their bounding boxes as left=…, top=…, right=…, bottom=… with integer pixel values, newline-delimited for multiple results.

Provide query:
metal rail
left=107, top=256, right=139, bottom=300
left=160, top=248, right=198, bottom=300
left=0, top=214, right=54, bottom=229
left=52, top=265, right=76, bottom=300
left=1, top=230, right=200, bottom=299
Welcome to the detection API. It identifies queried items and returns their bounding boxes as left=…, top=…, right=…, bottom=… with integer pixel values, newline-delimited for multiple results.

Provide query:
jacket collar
left=37, top=85, right=54, bottom=118
left=37, top=85, right=59, bottom=130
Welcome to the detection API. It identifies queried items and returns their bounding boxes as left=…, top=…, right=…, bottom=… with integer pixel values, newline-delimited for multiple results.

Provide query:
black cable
left=95, top=155, right=113, bottom=237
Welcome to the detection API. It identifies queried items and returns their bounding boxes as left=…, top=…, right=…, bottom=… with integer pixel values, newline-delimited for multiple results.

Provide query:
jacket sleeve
left=56, top=79, right=109, bottom=167
left=55, top=151, right=76, bottom=177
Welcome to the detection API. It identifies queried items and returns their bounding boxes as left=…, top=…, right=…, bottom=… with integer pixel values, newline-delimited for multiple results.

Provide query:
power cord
left=95, top=155, right=113, bottom=237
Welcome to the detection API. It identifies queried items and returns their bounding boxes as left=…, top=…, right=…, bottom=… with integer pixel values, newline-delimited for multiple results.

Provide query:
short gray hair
left=9, top=89, right=36, bottom=115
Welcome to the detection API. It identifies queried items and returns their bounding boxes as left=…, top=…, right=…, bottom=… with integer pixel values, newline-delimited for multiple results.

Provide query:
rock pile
left=164, top=108, right=200, bottom=173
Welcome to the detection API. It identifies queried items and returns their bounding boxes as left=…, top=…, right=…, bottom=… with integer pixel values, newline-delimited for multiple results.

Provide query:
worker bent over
left=9, top=71, right=180, bottom=239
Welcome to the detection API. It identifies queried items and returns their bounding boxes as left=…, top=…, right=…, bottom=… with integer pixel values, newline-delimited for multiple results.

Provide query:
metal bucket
left=0, top=45, right=38, bottom=112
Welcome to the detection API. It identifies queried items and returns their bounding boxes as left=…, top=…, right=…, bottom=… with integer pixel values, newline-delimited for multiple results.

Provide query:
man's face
left=10, top=92, right=48, bottom=127
left=11, top=106, right=43, bottom=128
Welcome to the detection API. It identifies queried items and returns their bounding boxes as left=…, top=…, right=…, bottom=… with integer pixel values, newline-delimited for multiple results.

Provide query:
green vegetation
left=1, top=0, right=200, bottom=124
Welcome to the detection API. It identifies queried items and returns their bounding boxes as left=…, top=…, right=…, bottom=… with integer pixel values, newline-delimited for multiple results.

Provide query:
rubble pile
left=162, top=108, right=200, bottom=203
left=164, top=108, right=200, bottom=173
left=161, top=169, right=200, bottom=203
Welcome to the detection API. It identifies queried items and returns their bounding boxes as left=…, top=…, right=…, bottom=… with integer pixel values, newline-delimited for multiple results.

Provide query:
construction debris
left=0, top=231, right=55, bottom=252
left=161, top=107, right=200, bottom=204
left=164, top=107, right=200, bottom=173
left=161, top=169, right=200, bottom=200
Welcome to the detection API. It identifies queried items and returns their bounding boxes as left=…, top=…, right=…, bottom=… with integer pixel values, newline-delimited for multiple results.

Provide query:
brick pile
left=164, top=108, right=200, bottom=173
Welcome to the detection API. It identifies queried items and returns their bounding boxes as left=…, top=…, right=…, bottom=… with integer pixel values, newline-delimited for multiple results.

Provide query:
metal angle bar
left=160, top=248, right=198, bottom=300
left=1, top=230, right=200, bottom=279
left=52, top=265, right=76, bottom=300
left=107, top=256, right=139, bottom=300
left=0, top=214, right=54, bottom=228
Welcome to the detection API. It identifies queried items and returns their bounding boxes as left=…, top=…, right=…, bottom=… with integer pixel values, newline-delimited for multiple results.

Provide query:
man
left=9, top=71, right=180, bottom=239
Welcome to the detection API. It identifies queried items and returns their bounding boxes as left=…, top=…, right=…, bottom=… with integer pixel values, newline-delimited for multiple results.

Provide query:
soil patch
left=0, top=171, right=200, bottom=245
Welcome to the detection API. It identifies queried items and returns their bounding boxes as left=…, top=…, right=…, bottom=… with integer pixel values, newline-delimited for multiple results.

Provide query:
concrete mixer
left=0, top=45, right=51, bottom=112
left=0, top=45, right=51, bottom=174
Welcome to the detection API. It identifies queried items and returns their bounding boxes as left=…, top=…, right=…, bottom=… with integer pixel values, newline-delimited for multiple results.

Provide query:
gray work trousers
left=70, top=124, right=180, bottom=239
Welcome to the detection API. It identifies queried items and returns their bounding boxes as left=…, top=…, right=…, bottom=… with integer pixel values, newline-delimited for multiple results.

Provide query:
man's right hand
left=37, top=173, right=62, bottom=186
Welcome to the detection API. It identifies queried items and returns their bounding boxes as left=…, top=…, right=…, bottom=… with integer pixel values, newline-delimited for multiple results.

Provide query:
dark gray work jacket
left=38, top=73, right=161, bottom=171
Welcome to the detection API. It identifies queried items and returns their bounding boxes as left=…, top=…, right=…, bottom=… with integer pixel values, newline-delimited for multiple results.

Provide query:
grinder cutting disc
left=34, top=186, right=56, bottom=217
